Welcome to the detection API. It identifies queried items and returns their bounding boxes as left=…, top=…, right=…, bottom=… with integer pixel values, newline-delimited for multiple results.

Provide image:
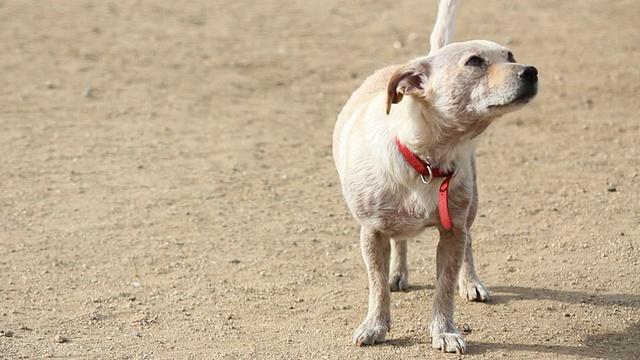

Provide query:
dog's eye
left=507, top=51, right=516, bottom=63
left=465, top=56, right=484, bottom=67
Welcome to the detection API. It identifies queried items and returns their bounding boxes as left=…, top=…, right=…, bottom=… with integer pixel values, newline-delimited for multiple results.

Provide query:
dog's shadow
left=489, top=285, right=640, bottom=308
left=475, top=286, right=640, bottom=359
left=406, top=284, right=434, bottom=291
left=389, top=285, right=640, bottom=359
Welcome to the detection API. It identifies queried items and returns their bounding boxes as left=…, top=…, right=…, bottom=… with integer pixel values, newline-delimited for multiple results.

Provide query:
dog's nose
left=518, top=66, right=538, bottom=82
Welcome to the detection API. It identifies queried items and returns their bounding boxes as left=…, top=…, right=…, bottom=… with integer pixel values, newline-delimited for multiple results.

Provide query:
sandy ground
left=1, top=0, right=639, bottom=359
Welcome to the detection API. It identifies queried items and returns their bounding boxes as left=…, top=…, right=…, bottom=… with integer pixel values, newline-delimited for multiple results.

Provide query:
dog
left=332, top=0, right=538, bottom=354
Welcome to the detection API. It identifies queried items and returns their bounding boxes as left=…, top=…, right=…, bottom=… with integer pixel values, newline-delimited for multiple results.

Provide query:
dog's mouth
left=513, top=83, right=538, bottom=104
left=488, top=83, right=538, bottom=109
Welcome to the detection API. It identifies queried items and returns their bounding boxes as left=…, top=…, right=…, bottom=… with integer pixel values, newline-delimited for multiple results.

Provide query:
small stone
left=462, top=324, right=472, bottom=334
left=54, top=334, right=67, bottom=343
left=229, top=258, right=240, bottom=264
left=607, top=184, right=617, bottom=192
left=82, top=88, right=93, bottom=98
left=132, top=281, right=142, bottom=288
left=2, top=330, right=15, bottom=338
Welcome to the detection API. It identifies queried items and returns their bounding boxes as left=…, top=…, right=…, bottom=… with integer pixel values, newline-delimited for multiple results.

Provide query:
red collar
left=395, top=138, right=456, bottom=229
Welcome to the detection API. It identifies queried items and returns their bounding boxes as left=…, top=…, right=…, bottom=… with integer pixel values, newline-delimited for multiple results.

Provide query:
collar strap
left=395, top=138, right=455, bottom=180
left=395, top=138, right=455, bottom=229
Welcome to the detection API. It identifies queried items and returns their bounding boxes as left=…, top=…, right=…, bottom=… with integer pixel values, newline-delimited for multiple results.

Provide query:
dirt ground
left=0, top=0, right=639, bottom=359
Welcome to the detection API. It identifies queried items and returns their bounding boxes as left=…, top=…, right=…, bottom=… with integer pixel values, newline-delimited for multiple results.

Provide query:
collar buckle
left=420, top=166, right=434, bottom=185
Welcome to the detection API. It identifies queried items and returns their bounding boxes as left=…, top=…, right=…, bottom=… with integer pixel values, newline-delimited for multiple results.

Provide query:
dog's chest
left=389, top=187, right=441, bottom=235
left=353, top=183, right=440, bottom=238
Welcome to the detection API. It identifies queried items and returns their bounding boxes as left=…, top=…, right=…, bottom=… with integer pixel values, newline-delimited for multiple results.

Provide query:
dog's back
left=332, top=65, right=400, bottom=173
left=333, top=0, right=459, bottom=173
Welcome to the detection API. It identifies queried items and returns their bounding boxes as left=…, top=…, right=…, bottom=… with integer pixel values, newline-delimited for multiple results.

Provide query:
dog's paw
left=353, top=318, right=391, bottom=346
left=389, top=270, right=409, bottom=292
left=431, top=331, right=466, bottom=354
left=459, top=277, right=490, bottom=302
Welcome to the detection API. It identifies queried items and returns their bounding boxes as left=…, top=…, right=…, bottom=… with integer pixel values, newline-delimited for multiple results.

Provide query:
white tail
left=429, top=0, right=458, bottom=55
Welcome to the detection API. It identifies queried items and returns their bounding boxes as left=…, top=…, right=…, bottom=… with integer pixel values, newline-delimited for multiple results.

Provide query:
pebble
left=54, top=334, right=67, bottom=343
left=462, top=324, right=472, bottom=334
left=2, top=330, right=15, bottom=338
left=607, top=184, right=617, bottom=192
left=229, top=258, right=240, bottom=264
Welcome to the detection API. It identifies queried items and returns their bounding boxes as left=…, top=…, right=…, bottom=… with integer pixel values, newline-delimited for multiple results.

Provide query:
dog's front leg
left=353, top=226, right=392, bottom=346
left=430, top=227, right=467, bottom=354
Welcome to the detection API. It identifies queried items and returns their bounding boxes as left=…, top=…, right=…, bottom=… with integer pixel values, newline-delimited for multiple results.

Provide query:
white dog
left=332, top=0, right=538, bottom=354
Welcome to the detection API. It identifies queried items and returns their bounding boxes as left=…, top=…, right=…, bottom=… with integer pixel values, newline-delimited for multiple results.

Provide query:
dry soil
left=1, top=1, right=639, bottom=359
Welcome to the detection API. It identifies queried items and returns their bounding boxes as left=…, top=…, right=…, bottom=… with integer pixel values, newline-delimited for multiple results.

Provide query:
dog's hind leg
left=458, top=155, right=490, bottom=301
left=389, top=238, right=409, bottom=291
left=459, top=233, right=490, bottom=301
left=353, top=226, right=392, bottom=346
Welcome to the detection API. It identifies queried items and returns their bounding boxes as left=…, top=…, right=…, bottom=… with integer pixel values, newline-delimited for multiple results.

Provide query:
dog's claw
left=353, top=318, right=391, bottom=346
left=432, top=331, right=467, bottom=354
left=459, top=278, right=490, bottom=302
left=389, top=273, right=408, bottom=292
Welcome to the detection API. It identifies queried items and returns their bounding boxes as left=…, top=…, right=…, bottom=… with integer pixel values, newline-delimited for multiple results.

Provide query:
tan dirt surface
left=1, top=1, right=639, bottom=359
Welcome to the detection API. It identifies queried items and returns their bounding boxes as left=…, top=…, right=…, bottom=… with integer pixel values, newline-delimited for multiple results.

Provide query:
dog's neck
left=391, top=97, right=484, bottom=172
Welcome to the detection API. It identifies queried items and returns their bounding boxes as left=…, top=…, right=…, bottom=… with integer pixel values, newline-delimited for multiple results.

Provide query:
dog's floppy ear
left=386, top=62, right=430, bottom=115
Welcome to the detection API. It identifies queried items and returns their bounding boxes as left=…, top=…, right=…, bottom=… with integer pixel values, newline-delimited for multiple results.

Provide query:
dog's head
left=387, top=40, right=537, bottom=133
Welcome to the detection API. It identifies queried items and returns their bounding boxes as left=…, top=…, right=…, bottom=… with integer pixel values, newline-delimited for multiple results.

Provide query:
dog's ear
left=386, top=62, right=430, bottom=115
